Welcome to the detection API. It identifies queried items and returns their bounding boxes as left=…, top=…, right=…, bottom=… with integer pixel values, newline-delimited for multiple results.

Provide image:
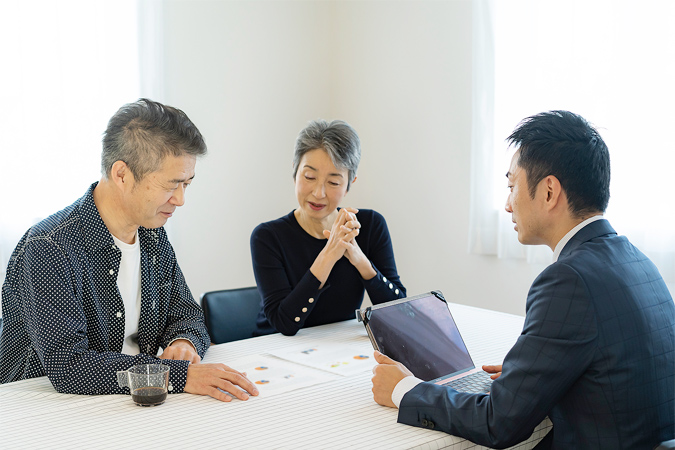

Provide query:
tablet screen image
left=366, top=294, right=475, bottom=382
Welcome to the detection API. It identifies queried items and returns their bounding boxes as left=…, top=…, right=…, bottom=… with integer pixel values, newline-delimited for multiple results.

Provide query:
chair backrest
left=200, top=287, right=261, bottom=344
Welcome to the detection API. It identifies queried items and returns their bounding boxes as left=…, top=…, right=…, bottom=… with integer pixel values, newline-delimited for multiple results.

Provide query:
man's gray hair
left=292, top=119, right=361, bottom=191
left=101, top=98, right=207, bottom=181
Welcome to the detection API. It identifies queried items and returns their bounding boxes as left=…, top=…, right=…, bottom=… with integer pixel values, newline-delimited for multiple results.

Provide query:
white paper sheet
left=267, top=342, right=376, bottom=376
left=227, top=354, right=340, bottom=397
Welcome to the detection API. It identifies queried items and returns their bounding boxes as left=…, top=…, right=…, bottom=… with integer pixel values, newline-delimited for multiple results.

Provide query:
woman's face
left=295, top=148, right=350, bottom=222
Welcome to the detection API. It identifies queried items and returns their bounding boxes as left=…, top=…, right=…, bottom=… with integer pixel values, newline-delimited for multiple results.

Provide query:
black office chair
left=200, top=287, right=261, bottom=344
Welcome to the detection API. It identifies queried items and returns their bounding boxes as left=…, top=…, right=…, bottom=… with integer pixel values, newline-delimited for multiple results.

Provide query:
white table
left=0, top=303, right=551, bottom=449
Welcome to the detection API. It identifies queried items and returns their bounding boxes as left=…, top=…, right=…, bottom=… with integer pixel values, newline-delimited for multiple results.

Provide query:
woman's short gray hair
left=292, top=119, right=361, bottom=191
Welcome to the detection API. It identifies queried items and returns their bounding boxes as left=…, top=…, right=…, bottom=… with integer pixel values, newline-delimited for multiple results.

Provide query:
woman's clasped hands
left=321, top=207, right=360, bottom=257
left=321, top=207, right=376, bottom=281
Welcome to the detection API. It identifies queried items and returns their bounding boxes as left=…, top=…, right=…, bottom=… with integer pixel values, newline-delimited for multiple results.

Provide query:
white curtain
left=469, top=0, right=675, bottom=281
left=0, top=0, right=140, bottom=289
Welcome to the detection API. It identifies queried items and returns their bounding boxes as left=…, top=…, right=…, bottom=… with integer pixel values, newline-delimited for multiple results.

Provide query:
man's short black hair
left=507, top=110, right=610, bottom=217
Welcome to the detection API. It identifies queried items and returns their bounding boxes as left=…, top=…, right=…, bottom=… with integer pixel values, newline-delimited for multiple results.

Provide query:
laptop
left=357, top=290, right=492, bottom=393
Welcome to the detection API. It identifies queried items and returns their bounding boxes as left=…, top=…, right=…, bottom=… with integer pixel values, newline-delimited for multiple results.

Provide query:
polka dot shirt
left=0, top=183, right=210, bottom=395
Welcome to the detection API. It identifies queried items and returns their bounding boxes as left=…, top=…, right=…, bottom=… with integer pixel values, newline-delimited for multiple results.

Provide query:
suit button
left=421, top=419, right=428, bottom=427
left=428, top=421, right=435, bottom=429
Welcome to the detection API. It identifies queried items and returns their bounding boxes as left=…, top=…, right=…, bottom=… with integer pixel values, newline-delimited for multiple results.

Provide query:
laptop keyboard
left=442, top=370, right=492, bottom=393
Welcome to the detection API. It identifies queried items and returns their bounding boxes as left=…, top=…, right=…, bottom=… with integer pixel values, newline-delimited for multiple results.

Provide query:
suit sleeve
left=398, top=263, right=598, bottom=448
left=250, top=224, right=329, bottom=336
left=359, top=211, right=406, bottom=304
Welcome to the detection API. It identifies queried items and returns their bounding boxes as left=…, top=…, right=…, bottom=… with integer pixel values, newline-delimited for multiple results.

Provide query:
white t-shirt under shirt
left=111, top=231, right=142, bottom=355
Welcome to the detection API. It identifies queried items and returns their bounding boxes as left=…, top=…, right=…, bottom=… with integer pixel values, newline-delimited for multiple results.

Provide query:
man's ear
left=351, top=175, right=357, bottom=185
left=110, top=160, right=133, bottom=191
left=543, top=175, right=564, bottom=211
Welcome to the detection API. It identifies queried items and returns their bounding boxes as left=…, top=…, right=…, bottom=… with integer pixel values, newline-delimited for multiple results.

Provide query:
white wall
left=158, top=0, right=555, bottom=317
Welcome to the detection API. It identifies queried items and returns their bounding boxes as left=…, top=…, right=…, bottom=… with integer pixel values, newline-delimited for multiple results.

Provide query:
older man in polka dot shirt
left=0, top=99, right=258, bottom=403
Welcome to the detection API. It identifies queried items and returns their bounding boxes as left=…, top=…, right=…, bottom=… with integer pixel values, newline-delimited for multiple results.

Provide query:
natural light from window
left=490, top=0, right=675, bottom=277
left=0, top=0, right=139, bottom=278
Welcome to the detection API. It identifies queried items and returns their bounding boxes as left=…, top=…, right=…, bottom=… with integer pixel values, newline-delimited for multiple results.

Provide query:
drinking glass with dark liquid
left=131, top=386, right=168, bottom=406
left=117, top=364, right=170, bottom=406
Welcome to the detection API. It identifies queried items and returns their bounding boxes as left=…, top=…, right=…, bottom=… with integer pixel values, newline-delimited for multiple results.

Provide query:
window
left=470, top=0, right=675, bottom=282
left=0, top=0, right=140, bottom=285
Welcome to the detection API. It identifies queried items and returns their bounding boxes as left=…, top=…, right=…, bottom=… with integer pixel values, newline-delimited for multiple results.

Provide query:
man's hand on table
left=184, top=363, right=259, bottom=402
left=160, top=339, right=201, bottom=363
left=159, top=339, right=258, bottom=402
left=371, top=350, right=414, bottom=408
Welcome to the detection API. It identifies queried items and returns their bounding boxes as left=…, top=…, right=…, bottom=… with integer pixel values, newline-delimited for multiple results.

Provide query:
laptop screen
left=366, top=294, right=475, bottom=381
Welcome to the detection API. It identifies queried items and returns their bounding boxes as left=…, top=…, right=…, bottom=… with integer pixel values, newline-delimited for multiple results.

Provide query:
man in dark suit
left=371, top=111, right=675, bottom=449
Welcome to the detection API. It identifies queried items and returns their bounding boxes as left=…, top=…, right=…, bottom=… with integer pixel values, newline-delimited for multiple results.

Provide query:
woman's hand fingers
left=331, top=208, right=359, bottom=230
left=340, top=224, right=360, bottom=236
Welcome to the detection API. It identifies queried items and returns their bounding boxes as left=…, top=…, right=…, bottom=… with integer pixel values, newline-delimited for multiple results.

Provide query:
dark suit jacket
left=398, top=220, right=675, bottom=449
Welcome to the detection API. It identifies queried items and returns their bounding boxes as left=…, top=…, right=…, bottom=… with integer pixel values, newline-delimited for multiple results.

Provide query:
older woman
left=250, top=119, right=406, bottom=336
